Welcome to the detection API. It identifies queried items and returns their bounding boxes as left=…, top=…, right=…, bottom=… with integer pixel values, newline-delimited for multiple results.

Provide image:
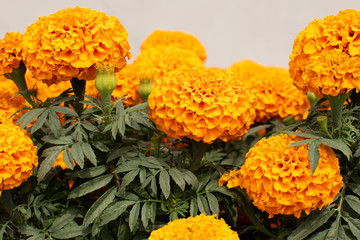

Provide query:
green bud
left=317, top=116, right=331, bottom=137
left=283, top=116, right=295, bottom=126
left=138, top=78, right=152, bottom=102
left=307, top=91, right=320, bottom=106
left=95, top=65, right=117, bottom=108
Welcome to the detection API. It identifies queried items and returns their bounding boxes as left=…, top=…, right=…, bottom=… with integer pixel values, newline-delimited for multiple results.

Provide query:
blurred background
left=2, top=0, right=360, bottom=68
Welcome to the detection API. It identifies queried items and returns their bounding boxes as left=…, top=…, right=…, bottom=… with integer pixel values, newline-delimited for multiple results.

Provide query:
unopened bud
left=138, top=78, right=152, bottom=102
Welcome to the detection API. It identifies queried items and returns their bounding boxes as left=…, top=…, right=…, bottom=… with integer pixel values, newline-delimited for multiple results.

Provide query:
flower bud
left=138, top=78, right=152, bottom=102
left=95, top=64, right=117, bottom=107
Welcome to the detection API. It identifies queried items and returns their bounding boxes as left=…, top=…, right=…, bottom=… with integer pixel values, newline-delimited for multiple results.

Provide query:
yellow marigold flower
left=149, top=214, right=239, bottom=240
left=229, top=59, right=266, bottom=80
left=289, top=9, right=360, bottom=98
left=141, top=30, right=207, bottom=61
left=148, top=68, right=256, bottom=143
left=220, top=134, right=343, bottom=218
left=0, top=32, right=23, bottom=75
left=22, top=6, right=131, bottom=85
left=0, top=120, right=38, bottom=194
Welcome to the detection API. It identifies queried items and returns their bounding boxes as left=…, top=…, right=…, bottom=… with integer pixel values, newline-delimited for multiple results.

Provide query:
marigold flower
left=0, top=32, right=23, bottom=76
left=148, top=68, right=256, bottom=143
left=149, top=214, right=239, bottom=240
left=229, top=59, right=266, bottom=80
left=141, top=30, right=207, bottom=61
left=220, top=134, right=343, bottom=218
left=0, top=121, right=38, bottom=195
left=289, top=9, right=360, bottom=98
left=22, top=6, right=131, bottom=85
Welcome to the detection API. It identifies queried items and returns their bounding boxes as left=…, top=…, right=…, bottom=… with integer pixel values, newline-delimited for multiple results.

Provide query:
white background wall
left=2, top=0, right=360, bottom=68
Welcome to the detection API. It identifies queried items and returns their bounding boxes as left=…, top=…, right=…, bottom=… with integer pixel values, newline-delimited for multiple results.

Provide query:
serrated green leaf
left=111, top=121, right=118, bottom=140
left=96, top=200, right=135, bottom=228
left=81, top=142, right=97, bottom=166
left=80, top=121, right=98, bottom=132
left=308, top=140, right=320, bottom=174
left=180, top=169, right=199, bottom=189
left=27, top=234, right=45, bottom=240
left=93, top=141, right=110, bottom=152
left=83, top=186, right=117, bottom=226
left=72, top=142, right=84, bottom=168
left=190, top=198, right=198, bottom=216
left=319, top=138, right=351, bottom=159
left=159, top=170, right=171, bottom=199
left=169, top=168, right=186, bottom=191
left=126, top=102, right=148, bottom=112
left=346, top=217, right=360, bottom=240
left=71, top=165, right=108, bottom=178
left=282, top=131, right=320, bottom=139
left=308, top=230, right=329, bottom=240
left=49, top=109, right=62, bottom=137
left=37, top=148, right=63, bottom=181
left=17, top=108, right=46, bottom=129
left=197, top=194, right=211, bottom=215
left=206, top=192, right=220, bottom=215
left=345, top=195, right=360, bottom=215
left=129, top=203, right=140, bottom=232
left=121, top=169, right=140, bottom=188
left=117, top=115, right=126, bottom=136
left=326, top=214, right=345, bottom=240
left=31, top=110, right=49, bottom=134
left=289, top=139, right=314, bottom=147
left=243, top=124, right=271, bottom=139
left=287, top=209, right=336, bottom=240
left=68, top=174, right=113, bottom=199
left=141, top=202, right=150, bottom=228
left=51, top=225, right=91, bottom=239
left=51, top=105, right=78, bottom=117
left=48, top=209, right=79, bottom=232
left=107, top=146, right=135, bottom=162
left=149, top=202, right=157, bottom=224
left=41, top=135, right=73, bottom=145
left=63, top=147, right=74, bottom=170
left=197, top=175, right=211, bottom=193
left=17, top=225, right=40, bottom=236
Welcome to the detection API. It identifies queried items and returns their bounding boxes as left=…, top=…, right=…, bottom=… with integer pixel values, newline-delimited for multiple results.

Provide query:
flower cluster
left=149, top=214, right=240, bottom=240
left=0, top=32, right=23, bottom=75
left=141, top=30, right=207, bottom=61
left=148, top=68, right=256, bottom=143
left=230, top=60, right=310, bottom=122
left=22, top=6, right=131, bottom=85
left=0, top=121, right=38, bottom=195
left=220, top=133, right=343, bottom=218
left=289, top=9, right=360, bottom=98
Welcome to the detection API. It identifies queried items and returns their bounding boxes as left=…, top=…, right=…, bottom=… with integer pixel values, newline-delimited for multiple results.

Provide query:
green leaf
left=282, top=131, right=320, bottom=139
left=319, top=138, right=351, bottom=159
left=68, top=174, right=113, bottom=199
left=179, top=169, right=199, bottom=189
left=308, top=140, right=320, bottom=174
left=51, top=225, right=91, bottom=239
left=190, top=198, right=198, bottom=217
left=48, top=209, right=79, bottom=232
left=345, top=217, right=360, bottom=240
left=206, top=192, right=220, bottom=215
left=308, top=230, right=329, bottom=240
left=49, top=109, right=62, bottom=137
left=41, top=135, right=73, bottom=145
left=31, top=110, right=49, bottom=134
left=159, top=170, right=171, bottom=199
left=345, top=195, right=360, bottom=215
left=243, top=124, right=271, bottom=139
left=107, top=146, right=135, bottom=162
left=81, top=121, right=98, bottom=132
left=51, top=105, right=78, bottom=117
left=121, top=169, right=140, bottom=188
left=0, top=221, right=10, bottom=240
left=81, top=142, right=97, bottom=166
left=17, top=108, right=46, bottom=129
left=325, top=214, right=345, bottom=240
left=197, top=194, right=211, bottom=215
left=141, top=202, right=150, bottom=228
left=129, top=203, right=140, bottom=232
left=96, top=200, right=135, bottom=228
left=63, top=147, right=74, bottom=170
left=117, top=115, right=126, bottom=136
left=348, top=183, right=360, bottom=197
left=289, top=138, right=314, bottom=147
left=37, top=148, right=63, bottom=181
left=26, top=234, right=45, bottom=240
left=149, top=202, right=157, bottom=224
left=83, top=186, right=117, bottom=226
left=169, top=168, right=186, bottom=191
left=72, top=142, right=84, bottom=168
left=117, top=221, right=130, bottom=240
left=287, top=209, right=336, bottom=240
left=17, top=225, right=40, bottom=236
left=72, top=165, right=108, bottom=178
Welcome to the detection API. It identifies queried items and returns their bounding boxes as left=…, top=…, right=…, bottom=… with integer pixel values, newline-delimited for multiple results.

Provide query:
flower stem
left=70, top=78, right=86, bottom=114
left=189, top=139, right=209, bottom=171
left=325, top=91, right=351, bottom=133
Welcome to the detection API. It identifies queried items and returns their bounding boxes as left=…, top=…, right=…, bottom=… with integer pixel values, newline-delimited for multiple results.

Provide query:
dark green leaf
left=308, top=230, right=329, bottom=240
left=68, top=174, right=113, bottom=199
left=63, top=147, right=74, bottom=170
left=17, top=108, right=46, bottom=129
left=51, top=106, right=78, bottom=117
left=27, top=234, right=45, bottom=240
left=121, top=169, right=140, bottom=188
left=107, top=146, right=134, bottom=162
left=159, top=170, right=171, bottom=199
left=49, top=109, right=62, bottom=137
left=117, top=221, right=130, bottom=240
left=197, top=194, right=211, bottom=215
left=17, top=225, right=40, bottom=236
left=150, top=176, right=158, bottom=196
left=51, top=225, right=91, bottom=239
left=308, top=140, right=320, bottom=174
left=141, top=202, right=150, bottom=228
left=289, top=139, right=314, bottom=147
left=81, top=121, right=98, bottom=132
left=243, top=124, right=271, bottom=139
left=48, top=209, right=79, bottom=232
left=129, top=203, right=140, bottom=232
left=345, top=195, right=360, bottom=215
left=282, top=131, right=320, bottom=139
left=0, top=221, right=10, bottom=240
left=139, top=168, right=146, bottom=186
left=149, top=202, right=157, bottom=224
left=196, top=175, right=211, bottom=193
left=319, top=138, right=351, bottom=159
left=117, top=115, right=126, bottom=136
left=41, top=135, right=73, bottom=145
left=111, top=121, right=118, bottom=140
left=37, top=148, right=63, bottom=181
left=72, top=165, right=108, bottom=178
left=96, top=200, right=135, bottom=227
left=31, top=110, right=49, bottom=134
left=180, top=169, right=199, bottom=189
left=206, top=192, right=220, bottom=215
left=82, top=142, right=97, bottom=166
left=326, top=214, right=345, bottom=240
left=287, top=209, right=336, bottom=240
left=169, top=168, right=186, bottom=191
left=348, top=183, right=360, bottom=197
left=345, top=217, right=360, bottom=240
left=72, top=142, right=84, bottom=168
left=83, top=186, right=117, bottom=226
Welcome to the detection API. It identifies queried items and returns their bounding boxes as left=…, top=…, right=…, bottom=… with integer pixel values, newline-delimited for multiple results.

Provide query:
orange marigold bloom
left=0, top=120, right=38, bottom=195
left=22, top=6, right=131, bottom=85
left=141, top=30, right=207, bottom=61
left=0, top=32, right=23, bottom=75
left=148, top=68, right=256, bottom=143
left=149, top=214, right=239, bottom=240
left=289, top=9, right=360, bottom=98
left=220, top=134, right=343, bottom=218
left=229, top=59, right=266, bottom=80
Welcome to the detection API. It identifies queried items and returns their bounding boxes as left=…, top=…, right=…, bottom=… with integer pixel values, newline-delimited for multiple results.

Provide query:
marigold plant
left=148, top=214, right=240, bottom=240
left=0, top=32, right=23, bottom=76
left=0, top=120, right=38, bottom=195
left=220, top=133, right=343, bottom=218
left=289, top=9, right=360, bottom=98
left=148, top=68, right=256, bottom=143
left=22, top=6, right=131, bottom=85
left=141, top=30, right=207, bottom=61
